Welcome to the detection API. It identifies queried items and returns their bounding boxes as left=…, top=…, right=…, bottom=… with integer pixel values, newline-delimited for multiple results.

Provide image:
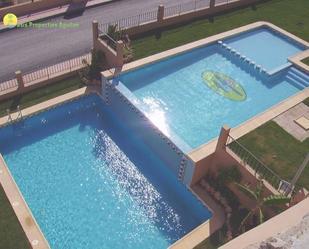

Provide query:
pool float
left=202, top=70, right=246, bottom=101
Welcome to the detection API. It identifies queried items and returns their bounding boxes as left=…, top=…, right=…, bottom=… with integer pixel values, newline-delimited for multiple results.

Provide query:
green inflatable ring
left=202, top=70, right=246, bottom=101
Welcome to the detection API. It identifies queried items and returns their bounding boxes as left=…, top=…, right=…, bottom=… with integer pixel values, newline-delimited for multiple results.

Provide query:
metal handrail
left=226, top=135, right=288, bottom=192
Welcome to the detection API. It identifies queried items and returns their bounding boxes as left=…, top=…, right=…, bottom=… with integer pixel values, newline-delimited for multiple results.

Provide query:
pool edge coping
left=289, top=49, right=309, bottom=73
left=0, top=154, right=50, bottom=249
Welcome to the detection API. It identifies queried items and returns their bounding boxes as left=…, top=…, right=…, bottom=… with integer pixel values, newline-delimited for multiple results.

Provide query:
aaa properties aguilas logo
left=3, top=13, right=18, bottom=28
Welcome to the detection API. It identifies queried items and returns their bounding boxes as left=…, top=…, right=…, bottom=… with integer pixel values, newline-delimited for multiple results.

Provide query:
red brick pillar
left=157, top=5, right=164, bottom=22
left=116, top=40, right=124, bottom=67
left=15, top=70, right=24, bottom=91
left=92, top=20, right=99, bottom=49
left=210, top=0, right=216, bottom=8
left=215, top=125, right=231, bottom=152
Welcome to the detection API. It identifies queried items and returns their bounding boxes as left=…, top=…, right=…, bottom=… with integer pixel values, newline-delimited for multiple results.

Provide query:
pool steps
left=217, top=40, right=309, bottom=87
left=285, top=67, right=309, bottom=89
left=218, top=40, right=268, bottom=75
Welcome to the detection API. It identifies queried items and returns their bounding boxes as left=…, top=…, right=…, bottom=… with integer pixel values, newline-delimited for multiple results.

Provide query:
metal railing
left=99, top=33, right=118, bottom=51
left=0, top=79, right=18, bottom=92
left=0, top=53, right=91, bottom=94
left=22, top=53, right=91, bottom=85
left=98, top=9, right=158, bottom=33
left=98, top=0, right=224, bottom=33
left=226, top=135, right=291, bottom=193
left=164, top=0, right=210, bottom=17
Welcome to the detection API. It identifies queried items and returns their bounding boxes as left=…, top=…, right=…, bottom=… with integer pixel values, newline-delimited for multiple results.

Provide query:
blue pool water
left=224, top=27, right=305, bottom=71
left=118, top=43, right=303, bottom=149
left=0, top=95, right=211, bottom=249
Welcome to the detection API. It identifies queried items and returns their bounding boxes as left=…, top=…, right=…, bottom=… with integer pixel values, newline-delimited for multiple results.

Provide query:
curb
left=0, top=0, right=116, bottom=33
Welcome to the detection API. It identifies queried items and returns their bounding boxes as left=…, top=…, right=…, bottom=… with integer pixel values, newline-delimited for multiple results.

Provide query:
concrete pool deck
left=274, top=102, right=309, bottom=141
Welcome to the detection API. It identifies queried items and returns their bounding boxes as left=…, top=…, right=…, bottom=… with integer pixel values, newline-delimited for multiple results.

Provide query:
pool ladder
left=7, top=106, right=23, bottom=124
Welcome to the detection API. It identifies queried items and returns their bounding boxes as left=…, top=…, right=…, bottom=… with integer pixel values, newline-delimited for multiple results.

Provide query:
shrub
left=107, top=24, right=123, bottom=41
left=81, top=50, right=106, bottom=81
left=217, top=166, right=242, bottom=185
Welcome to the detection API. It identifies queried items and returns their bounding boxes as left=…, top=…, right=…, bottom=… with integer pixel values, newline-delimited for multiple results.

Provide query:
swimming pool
left=115, top=27, right=308, bottom=150
left=0, top=95, right=211, bottom=249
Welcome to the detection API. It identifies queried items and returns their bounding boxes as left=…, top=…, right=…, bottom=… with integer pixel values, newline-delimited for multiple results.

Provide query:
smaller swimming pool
left=115, top=26, right=307, bottom=150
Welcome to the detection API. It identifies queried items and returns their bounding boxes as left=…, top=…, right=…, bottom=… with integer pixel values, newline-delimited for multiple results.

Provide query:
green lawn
left=0, top=76, right=84, bottom=117
left=302, top=57, right=309, bottom=66
left=236, top=121, right=309, bottom=190
left=0, top=185, right=31, bottom=249
left=132, top=0, right=309, bottom=60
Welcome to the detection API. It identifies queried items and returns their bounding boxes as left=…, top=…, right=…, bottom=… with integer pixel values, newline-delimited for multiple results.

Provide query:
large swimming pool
left=116, top=27, right=308, bottom=150
left=0, top=95, right=211, bottom=249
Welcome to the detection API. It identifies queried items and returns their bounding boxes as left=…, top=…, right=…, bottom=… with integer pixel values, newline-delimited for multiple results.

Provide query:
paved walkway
left=274, top=102, right=309, bottom=142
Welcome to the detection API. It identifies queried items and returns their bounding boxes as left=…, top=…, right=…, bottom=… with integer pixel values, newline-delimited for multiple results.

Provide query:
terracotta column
left=210, top=0, right=216, bottom=8
left=215, top=125, right=231, bottom=152
left=157, top=5, right=164, bottom=22
left=116, top=40, right=124, bottom=66
left=15, top=70, right=24, bottom=91
left=92, top=20, right=99, bottom=49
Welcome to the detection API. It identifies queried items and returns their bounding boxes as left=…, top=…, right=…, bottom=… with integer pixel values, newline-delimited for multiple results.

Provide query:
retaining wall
left=0, top=0, right=71, bottom=19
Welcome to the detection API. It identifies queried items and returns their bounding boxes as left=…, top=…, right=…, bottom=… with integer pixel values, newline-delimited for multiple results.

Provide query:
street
left=0, top=0, right=217, bottom=82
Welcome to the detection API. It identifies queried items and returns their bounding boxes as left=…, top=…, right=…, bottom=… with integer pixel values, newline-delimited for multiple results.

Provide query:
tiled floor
left=274, top=102, right=309, bottom=141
